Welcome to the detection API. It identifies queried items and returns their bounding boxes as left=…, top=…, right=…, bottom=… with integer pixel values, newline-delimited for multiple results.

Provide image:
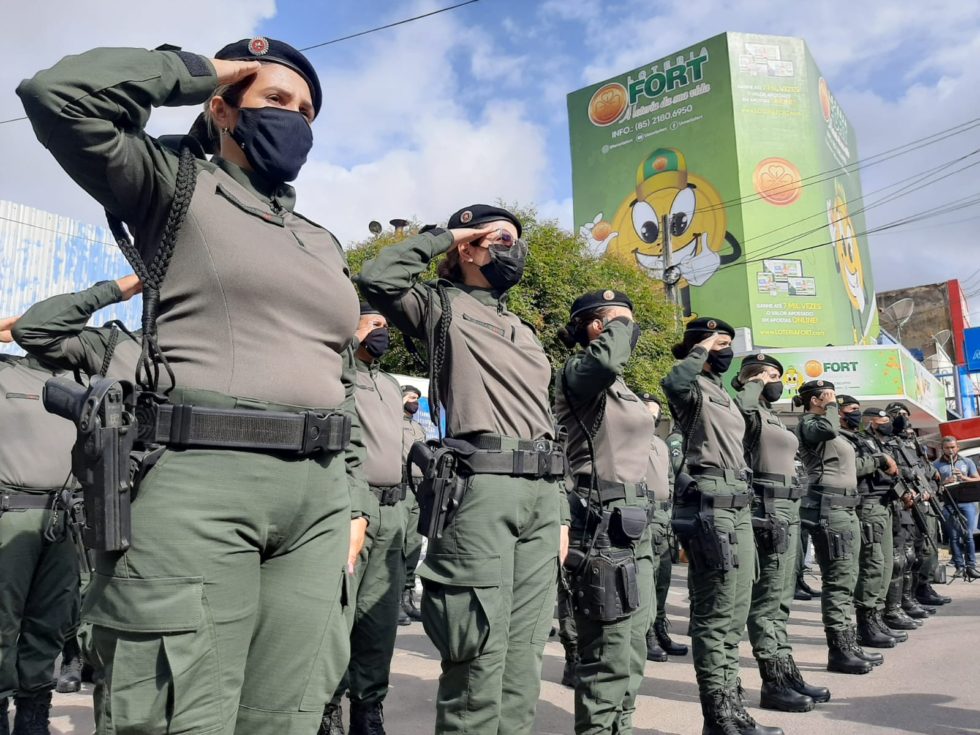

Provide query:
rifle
left=894, top=474, right=936, bottom=551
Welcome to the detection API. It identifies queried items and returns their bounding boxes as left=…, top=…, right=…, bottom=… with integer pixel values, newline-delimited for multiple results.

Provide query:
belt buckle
left=301, top=411, right=330, bottom=455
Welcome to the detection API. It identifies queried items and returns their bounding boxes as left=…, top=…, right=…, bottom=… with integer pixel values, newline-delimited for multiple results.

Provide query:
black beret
left=570, top=290, right=634, bottom=319
left=447, top=204, right=522, bottom=237
left=799, top=379, right=835, bottom=396
left=683, top=316, right=735, bottom=339
left=638, top=391, right=661, bottom=405
left=836, top=394, right=860, bottom=408
left=359, top=301, right=381, bottom=316
left=863, top=407, right=889, bottom=418
left=885, top=401, right=908, bottom=415
left=401, top=385, right=422, bottom=397
left=739, top=352, right=783, bottom=374
left=215, top=37, right=322, bottom=117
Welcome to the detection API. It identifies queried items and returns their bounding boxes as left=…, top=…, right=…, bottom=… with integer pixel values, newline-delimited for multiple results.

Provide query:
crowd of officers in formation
left=0, top=35, right=974, bottom=735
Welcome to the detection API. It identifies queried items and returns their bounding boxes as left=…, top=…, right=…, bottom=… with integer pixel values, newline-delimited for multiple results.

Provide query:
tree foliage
left=345, top=205, right=682, bottom=398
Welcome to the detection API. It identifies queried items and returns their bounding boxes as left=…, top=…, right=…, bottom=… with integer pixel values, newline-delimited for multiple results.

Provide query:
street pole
left=662, top=213, right=680, bottom=328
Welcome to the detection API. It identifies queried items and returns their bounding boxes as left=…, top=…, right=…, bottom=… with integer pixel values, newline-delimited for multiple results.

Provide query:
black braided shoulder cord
left=105, top=145, right=198, bottom=394
left=98, top=326, right=120, bottom=378
left=427, top=284, right=453, bottom=441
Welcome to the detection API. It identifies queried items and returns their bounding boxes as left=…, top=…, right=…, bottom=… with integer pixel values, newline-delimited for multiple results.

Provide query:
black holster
left=564, top=505, right=646, bottom=622
left=43, top=376, right=137, bottom=552
left=752, top=514, right=790, bottom=555
left=406, top=440, right=470, bottom=540
left=671, top=476, right=739, bottom=573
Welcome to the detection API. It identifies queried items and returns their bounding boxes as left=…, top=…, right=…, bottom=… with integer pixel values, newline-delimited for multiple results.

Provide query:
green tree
left=345, top=206, right=681, bottom=398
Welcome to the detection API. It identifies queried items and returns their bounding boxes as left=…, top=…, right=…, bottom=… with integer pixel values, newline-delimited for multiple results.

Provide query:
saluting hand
left=450, top=225, right=497, bottom=246
left=697, top=333, right=724, bottom=352
left=0, top=315, right=16, bottom=343
left=115, top=274, right=143, bottom=301
left=210, top=58, right=262, bottom=85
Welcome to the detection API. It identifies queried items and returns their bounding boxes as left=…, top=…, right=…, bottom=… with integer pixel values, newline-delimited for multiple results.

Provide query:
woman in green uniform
left=554, top=290, right=652, bottom=735
left=795, top=380, right=888, bottom=676
left=663, top=319, right=781, bottom=735
left=733, top=354, right=830, bottom=713
left=19, top=38, right=372, bottom=735
left=357, top=205, right=568, bottom=735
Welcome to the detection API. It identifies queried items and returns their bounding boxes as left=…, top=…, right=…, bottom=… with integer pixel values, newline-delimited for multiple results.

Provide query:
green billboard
left=567, top=32, right=879, bottom=348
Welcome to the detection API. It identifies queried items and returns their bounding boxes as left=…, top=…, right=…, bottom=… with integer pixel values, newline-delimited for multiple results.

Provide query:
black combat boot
left=1, top=697, right=9, bottom=735
left=401, top=588, right=422, bottom=622
left=797, top=577, right=819, bottom=596
left=561, top=652, right=578, bottom=688
left=12, top=691, right=51, bottom=735
left=848, top=625, right=883, bottom=666
left=884, top=574, right=920, bottom=629
left=729, top=683, right=784, bottom=734
left=700, top=690, right=740, bottom=735
left=917, top=582, right=951, bottom=606
left=826, top=628, right=872, bottom=674
left=349, top=701, right=385, bottom=735
left=870, top=608, right=907, bottom=642
left=783, top=656, right=830, bottom=703
left=757, top=658, right=814, bottom=712
left=645, top=626, right=667, bottom=662
left=855, top=607, right=896, bottom=648
left=654, top=618, right=688, bottom=656
left=55, top=637, right=83, bottom=693
left=318, top=703, right=345, bottom=735
left=902, top=574, right=933, bottom=617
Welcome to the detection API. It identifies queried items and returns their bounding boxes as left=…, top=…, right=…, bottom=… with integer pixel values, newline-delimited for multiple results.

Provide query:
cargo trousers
left=800, top=493, right=861, bottom=632
left=334, top=493, right=409, bottom=706
left=854, top=497, right=893, bottom=611
left=419, top=472, right=560, bottom=735
left=680, top=476, right=755, bottom=697
left=402, top=494, right=423, bottom=592
left=569, top=489, right=653, bottom=735
left=82, top=447, right=351, bottom=735
left=746, top=494, right=800, bottom=661
left=649, top=506, right=673, bottom=628
left=0, top=500, right=78, bottom=698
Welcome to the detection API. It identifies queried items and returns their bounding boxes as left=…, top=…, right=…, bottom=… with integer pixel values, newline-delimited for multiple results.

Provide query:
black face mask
left=762, top=381, right=784, bottom=403
left=480, top=239, right=527, bottom=292
left=874, top=421, right=894, bottom=436
left=362, top=328, right=390, bottom=359
left=842, top=411, right=861, bottom=429
left=707, top=347, right=734, bottom=374
left=231, top=106, right=313, bottom=183
left=404, top=400, right=420, bottom=416
left=892, top=415, right=908, bottom=433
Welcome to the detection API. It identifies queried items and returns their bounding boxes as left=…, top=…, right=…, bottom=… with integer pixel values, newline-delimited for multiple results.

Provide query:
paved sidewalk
left=42, top=566, right=980, bottom=734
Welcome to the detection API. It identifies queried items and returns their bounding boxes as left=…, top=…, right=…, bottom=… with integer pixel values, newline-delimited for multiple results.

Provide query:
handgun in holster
left=43, top=376, right=137, bottom=552
left=407, top=441, right=468, bottom=540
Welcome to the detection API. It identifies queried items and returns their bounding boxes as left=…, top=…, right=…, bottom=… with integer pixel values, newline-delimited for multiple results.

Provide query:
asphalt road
left=42, top=564, right=980, bottom=735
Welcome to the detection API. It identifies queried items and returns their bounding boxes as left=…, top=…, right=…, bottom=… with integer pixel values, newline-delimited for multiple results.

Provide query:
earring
left=221, top=127, right=229, bottom=135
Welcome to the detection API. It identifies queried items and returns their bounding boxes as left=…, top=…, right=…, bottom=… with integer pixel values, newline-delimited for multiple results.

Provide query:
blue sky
left=3, top=0, right=980, bottom=308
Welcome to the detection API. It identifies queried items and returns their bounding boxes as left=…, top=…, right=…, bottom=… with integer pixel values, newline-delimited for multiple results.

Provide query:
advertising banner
left=567, top=32, right=880, bottom=349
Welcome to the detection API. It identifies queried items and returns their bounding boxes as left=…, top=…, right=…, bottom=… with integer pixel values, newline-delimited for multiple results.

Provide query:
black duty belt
left=148, top=403, right=351, bottom=456
left=1, top=490, right=57, bottom=512
left=693, top=467, right=753, bottom=484
left=371, top=485, right=407, bottom=506
left=458, top=436, right=564, bottom=479
left=754, top=471, right=795, bottom=486
left=859, top=492, right=891, bottom=506
left=753, top=483, right=805, bottom=500
left=706, top=492, right=753, bottom=509
left=808, top=487, right=861, bottom=508
left=574, top=475, right=648, bottom=504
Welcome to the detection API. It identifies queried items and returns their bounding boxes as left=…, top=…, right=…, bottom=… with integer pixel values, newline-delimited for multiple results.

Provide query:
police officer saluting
left=323, top=304, right=409, bottom=735
left=358, top=205, right=567, bottom=735
left=554, top=290, right=652, bottom=735
left=19, top=38, right=372, bottom=734
left=796, top=381, right=886, bottom=676
left=663, top=318, right=781, bottom=735
left=733, top=354, right=829, bottom=713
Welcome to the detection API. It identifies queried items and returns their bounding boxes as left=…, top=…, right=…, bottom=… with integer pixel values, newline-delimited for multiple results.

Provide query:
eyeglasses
left=479, top=229, right=516, bottom=249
